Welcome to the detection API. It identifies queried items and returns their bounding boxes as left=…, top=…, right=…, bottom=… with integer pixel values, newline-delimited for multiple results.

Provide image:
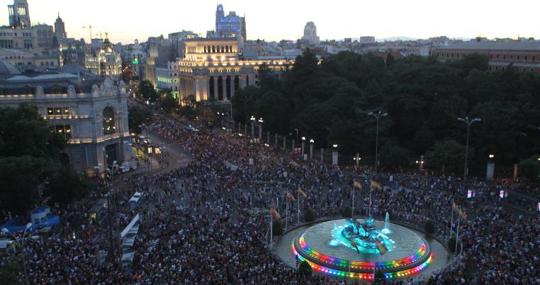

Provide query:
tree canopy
left=232, top=50, right=540, bottom=175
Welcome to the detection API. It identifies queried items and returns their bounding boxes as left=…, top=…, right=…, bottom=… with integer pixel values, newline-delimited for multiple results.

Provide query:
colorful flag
left=375, top=239, right=388, bottom=255
left=286, top=192, right=296, bottom=202
left=270, top=208, right=281, bottom=220
left=452, top=202, right=467, bottom=220
left=297, top=187, right=307, bottom=198
left=353, top=179, right=363, bottom=190
left=370, top=180, right=382, bottom=190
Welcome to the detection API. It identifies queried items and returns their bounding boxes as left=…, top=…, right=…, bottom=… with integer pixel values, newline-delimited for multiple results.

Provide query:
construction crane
left=82, top=25, right=93, bottom=42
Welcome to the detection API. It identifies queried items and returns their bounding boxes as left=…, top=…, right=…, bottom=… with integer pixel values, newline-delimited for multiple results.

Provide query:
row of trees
left=0, top=105, right=89, bottom=216
left=232, top=50, right=540, bottom=179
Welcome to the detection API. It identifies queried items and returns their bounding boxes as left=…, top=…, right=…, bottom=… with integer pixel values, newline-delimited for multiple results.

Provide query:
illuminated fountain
left=291, top=216, right=432, bottom=281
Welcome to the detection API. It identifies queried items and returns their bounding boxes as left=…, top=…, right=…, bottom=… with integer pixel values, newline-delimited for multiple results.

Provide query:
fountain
left=381, top=212, right=392, bottom=234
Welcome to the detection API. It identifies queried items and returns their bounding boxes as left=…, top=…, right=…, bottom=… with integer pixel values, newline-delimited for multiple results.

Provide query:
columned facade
left=169, top=38, right=293, bottom=105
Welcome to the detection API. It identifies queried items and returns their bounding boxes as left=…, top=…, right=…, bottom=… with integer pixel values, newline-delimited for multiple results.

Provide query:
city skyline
left=1, top=0, right=539, bottom=44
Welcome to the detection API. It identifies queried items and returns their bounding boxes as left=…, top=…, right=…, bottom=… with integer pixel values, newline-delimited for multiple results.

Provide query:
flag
left=297, top=187, right=307, bottom=198
left=270, top=208, right=281, bottom=220
left=375, top=239, right=388, bottom=255
left=353, top=179, right=363, bottom=190
left=286, top=192, right=296, bottom=202
left=370, top=180, right=382, bottom=190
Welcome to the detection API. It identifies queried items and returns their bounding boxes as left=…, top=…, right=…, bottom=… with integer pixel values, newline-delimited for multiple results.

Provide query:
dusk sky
left=1, top=0, right=539, bottom=44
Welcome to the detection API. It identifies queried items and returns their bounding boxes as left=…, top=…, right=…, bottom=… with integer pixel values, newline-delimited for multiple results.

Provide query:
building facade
left=168, top=38, right=293, bottom=103
left=301, top=22, right=320, bottom=46
left=85, top=37, right=122, bottom=77
left=0, top=64, right=133, bottom=174
left=0, top=48, right=59, bottom=71
left=8, top=0, right=31, bottom=28
left=54, top=14, right=66, bottom=40
left=432, top=40, right=540, bottom=72
left=215, top=4, right=246, bottom=41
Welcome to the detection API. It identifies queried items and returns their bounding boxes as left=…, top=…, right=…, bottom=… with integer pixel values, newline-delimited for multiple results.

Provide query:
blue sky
left=1, top=0, right=539, bottom=44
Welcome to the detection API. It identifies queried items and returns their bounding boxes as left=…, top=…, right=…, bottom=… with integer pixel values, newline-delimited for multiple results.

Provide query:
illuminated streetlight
left=368, top=110, right=388, bottom=172
left=458, top=116, right=482, bottom=181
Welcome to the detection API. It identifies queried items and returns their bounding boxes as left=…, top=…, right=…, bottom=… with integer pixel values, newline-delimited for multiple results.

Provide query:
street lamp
left=258, top=118, right=264, bottom=140
left=368, top=110, right=388, bottom=171
left=250, top=116, right=255, bottom=138
left=301, top=137, right=306, bottom=156
left=457, top=116, right=482, bottom=181
left=309, top=139, right=315, bottom=159
left=332, top=144, right=339, bottom=166
left=354, top=154, right=362, bottom=168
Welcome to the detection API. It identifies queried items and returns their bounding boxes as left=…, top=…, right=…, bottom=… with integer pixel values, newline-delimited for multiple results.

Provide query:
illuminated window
left=47, top=108, right=54, bottom=115
left=102, top=107, right=116, bottom=135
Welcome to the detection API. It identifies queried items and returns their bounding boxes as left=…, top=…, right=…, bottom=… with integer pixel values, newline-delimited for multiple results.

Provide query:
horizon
left=1, top=0, right=539, bottom=44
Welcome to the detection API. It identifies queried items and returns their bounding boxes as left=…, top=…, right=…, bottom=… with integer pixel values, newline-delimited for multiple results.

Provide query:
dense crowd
left=1, top=116, right=539, bottom=284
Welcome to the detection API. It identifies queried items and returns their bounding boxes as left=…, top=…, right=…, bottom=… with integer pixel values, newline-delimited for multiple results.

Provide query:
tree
left=425, top=140, right=466, bottom=175
left=45, top=167, right=89, bottom=206
left=519, top=157, right=540, bottom=182
left=139, top=80, right=158, bottom=103
left=128, top=105, right=152, bottom=134
left=0, top=156, right=49, bottom=214
left=158, top=90, right=178, bottom=113
left=379, top=142, right=411, bottom=170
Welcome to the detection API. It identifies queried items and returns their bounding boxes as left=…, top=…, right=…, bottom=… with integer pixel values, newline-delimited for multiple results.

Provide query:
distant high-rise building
left=215, top=4, right=246, bottom=41
left=8, top=0, right=31, bottom=29
left=301, top=22, right=320, bottom=45
left=54, top=14, right=67, bottom=40
left=360, top=36, right=376, bottom=44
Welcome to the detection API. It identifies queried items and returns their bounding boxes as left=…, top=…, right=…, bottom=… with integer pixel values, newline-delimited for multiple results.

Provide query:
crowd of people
left=1, top=115, right=539, bottom=284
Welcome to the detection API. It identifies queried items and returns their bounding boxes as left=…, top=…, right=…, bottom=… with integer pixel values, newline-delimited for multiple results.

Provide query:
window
left=102, top=107, right=116, bottom=135
left=52, top=125, right=72, bottom=139
left=47, top=108, right=54, bottom=115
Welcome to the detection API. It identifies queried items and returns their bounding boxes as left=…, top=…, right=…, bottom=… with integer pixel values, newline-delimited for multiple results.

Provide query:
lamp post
left=486, top=154, right=495, bottom=181
left=258, top=118, right=264, bottom=141
left=301, top=137, right=306, bottom=157
left=368, top=110, right=388, bottom=172
left=457, top=116, right=481, bottom=181
left=354, top=153, right=361, bottom=168
left=332, top=144, right=339, bottom=166
left=250, top=115, right=255, bottom=138
left=309, top=139, right=314, bottom=160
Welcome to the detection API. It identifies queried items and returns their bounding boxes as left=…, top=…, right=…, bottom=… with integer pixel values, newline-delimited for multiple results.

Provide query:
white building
left=301, top=22, right=320, bottom=46
left=0, top=62, right=133, bottom=174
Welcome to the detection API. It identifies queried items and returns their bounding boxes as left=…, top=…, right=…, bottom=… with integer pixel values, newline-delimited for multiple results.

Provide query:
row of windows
left=438, top=52, right=538, bottom=62
left=203, top=45, right=234, bottom=54
left=50, top=125, right=72, bottom=139
left=40, top=61, right=56, bottom=67
left=47, top=107, right=70, bottom=115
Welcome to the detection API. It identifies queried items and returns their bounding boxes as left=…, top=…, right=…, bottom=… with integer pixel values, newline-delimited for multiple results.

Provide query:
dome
left=0, top=60, right=21, bottom=76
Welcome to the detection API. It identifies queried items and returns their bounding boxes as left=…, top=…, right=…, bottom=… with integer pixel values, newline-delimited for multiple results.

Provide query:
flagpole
left=286, top=200, right=289, bottom=230
left=297, top=195, right=300, bottom=224
left=455, top=216, right=461, bottom=253
left=270, top=211, right=273, bottom=246
left=368, top=186, right=373, bottom=218
left=351, top=186, right=355, bottom=219
left=449, top=200, right=454, bottom=238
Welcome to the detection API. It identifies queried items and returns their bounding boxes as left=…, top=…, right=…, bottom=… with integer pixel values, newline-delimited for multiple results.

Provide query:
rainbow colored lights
left=292, top=233, right=433, bottom=280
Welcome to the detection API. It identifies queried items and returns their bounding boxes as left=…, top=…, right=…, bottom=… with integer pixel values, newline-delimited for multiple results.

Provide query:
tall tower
left=8, top=0, right=31, bottom=28
left=55, top=13, right=67, bottom=40
left=216, top=4, right=224, bottom=31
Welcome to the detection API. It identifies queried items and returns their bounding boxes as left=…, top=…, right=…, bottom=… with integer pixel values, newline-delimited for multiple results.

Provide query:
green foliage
left=424, top=220, right=435, bottom=236
left=158, top=90, right=178, bottom=113
left=139, top=80, right=158, bottom=103
left=45, top=167, right=89, bottom=206
left=425, top=140, right=466, bottom=175
left=0, top=156, right=49, bottom=214
left=519, top=157, right=540, bottom=182
left=298, top=261, right=312, bottom=277
left=303, top=207, right=316, bottom=222
left=272, top=220, right=283, bottom=236
left=128, top=105, right=152, bottom=134
left=0, top=104, right=64, bottom=158
left=232, top=50, right=540, bottom=173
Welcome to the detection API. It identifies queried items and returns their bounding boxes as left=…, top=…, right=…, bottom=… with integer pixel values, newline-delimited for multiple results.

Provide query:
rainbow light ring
left=291, top=233, right=433, bottom=280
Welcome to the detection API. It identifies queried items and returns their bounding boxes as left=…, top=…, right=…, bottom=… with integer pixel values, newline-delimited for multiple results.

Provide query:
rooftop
left=440, top=40, right=540, bottom=51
